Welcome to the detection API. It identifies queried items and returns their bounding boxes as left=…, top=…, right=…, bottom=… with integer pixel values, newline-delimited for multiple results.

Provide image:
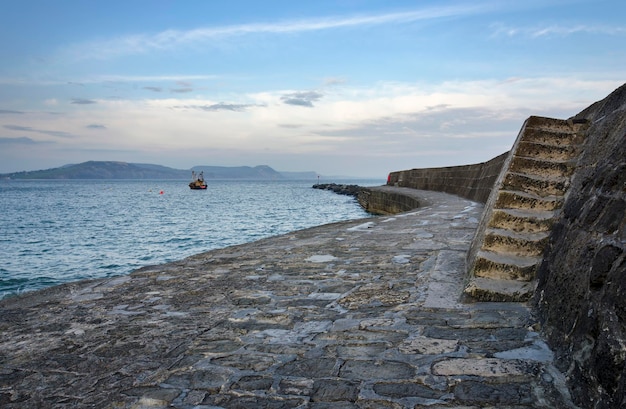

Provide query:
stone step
left=472, top=250, right=542, bottom=281
left=503, top=172, right=569, bottom=198
left=516, top=141, right=582, bottom=162
left=464, top=277, right=535, bottom=302
left=488, top=208, right=555, bottom=233
left=463, top=115, right=589, bottom=303
left=521, top=128, right=583, bottom=147
left=495, top=190, right=563, bottom=211
left=525, top=116, right=589, bottom=135
left=509, top=156, right=575, bottom=179
left=482, top=228, right=550, bottom=257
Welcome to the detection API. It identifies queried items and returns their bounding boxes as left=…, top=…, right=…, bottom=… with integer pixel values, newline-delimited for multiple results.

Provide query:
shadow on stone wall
left=357, top=188, right=421, bottom=215
left=534, top=83, right=626, bottom=409
left=387, top=152, right=509, bottom=204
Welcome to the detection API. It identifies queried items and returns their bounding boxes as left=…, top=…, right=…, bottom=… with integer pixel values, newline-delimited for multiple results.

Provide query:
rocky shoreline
left=312, top=183, right=364, bottom=197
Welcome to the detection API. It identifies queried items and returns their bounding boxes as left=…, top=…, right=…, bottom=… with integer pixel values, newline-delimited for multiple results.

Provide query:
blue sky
left=0, top=0, right=624, bottom=177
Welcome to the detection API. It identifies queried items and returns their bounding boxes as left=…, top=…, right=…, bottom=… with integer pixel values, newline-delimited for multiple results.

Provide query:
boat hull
left=189, top=183, right=207, bottom=190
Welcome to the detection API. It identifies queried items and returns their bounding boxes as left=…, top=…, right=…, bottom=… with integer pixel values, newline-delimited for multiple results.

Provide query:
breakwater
left=377, top=84, right=626, bottom=408
left=323, top=84, right=626, bottom=407
left=0, top=189, right=577, bottom=408
left=387, top=152, right=509, bottom=204
left=312, top=183, right=422, bottom=215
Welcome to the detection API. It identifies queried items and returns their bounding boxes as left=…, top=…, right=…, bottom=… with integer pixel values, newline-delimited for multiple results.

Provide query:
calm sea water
left=0, top=179, right=381, bottom=299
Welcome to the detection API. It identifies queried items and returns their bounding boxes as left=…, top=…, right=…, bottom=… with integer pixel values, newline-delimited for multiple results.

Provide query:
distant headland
left=0, top=161, right=322, bottom=180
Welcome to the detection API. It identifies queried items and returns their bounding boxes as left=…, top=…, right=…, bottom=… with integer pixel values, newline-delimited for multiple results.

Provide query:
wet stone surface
left=0, top=189, right=577, bottom=408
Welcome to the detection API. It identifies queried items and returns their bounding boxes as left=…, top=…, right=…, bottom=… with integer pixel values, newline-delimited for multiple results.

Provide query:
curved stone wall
left=357, top=188, right=421, bottom=215
left=386, top=152, right=509, bottom=204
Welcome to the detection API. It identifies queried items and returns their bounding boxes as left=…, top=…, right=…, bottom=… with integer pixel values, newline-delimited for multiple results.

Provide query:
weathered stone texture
left=387, top=151, right=508, bottom=204
left=357, top=188, right=421, bottom=215
left=535, top=83, right=626, bottom=409
left=0, top=190, right=576, bottom=408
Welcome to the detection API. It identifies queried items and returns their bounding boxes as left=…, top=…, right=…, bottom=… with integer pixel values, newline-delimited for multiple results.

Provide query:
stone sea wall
left=386, top=151, right=509, bottom=204
left=312, top=183, right=422, bottom=215
left=534, top=84, right=626, bottom=409
left=357, top=188, right=421, bottom=215
left=375, top=83, right=626, bottom=409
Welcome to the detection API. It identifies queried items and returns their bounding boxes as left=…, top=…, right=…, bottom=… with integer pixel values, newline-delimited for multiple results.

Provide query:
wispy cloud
left=4, top=125, right=35, bottom=132
left=0, top=136, right=49, bottom=145
left=0, top=109, right=24, bottom=114
left=143, top=86, right=162, bottom=92
left=87, top=124, right=106, bottom=129
left=4, top=124, right=74, bottom=138
left=71, top=98, right=97, bottom=105
left=491, top=23, right=626, bottom=38
left=323, top=77, right=347, bottom=86
left=100, top=74, right=219, bottom=83
left=173, top=103, right=261, bottom=112
left=0, top=74, right=221, bottom=87
left=281, top=91, right=323, bottom=107
left=63, top=4, right=490, bottom=60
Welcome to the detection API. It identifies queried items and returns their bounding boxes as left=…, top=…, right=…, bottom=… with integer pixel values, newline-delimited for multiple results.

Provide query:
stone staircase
left=464, top=116, right=589, bottom=302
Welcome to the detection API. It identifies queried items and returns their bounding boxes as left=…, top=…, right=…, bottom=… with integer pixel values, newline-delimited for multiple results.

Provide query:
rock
left=312, top=183, right=364, bottom=197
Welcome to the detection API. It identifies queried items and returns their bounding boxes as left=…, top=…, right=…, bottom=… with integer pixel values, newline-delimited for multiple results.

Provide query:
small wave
left=100, top=264, right=121, bottom=270
left=0, top=276, right=62, bottom=299
left=0, top=277, right=30, bottom=286
left=164, top=237, right=192, bottom=244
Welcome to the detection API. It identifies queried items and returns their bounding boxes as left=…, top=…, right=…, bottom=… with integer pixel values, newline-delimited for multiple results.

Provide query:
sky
left=0, top=0, right=624, bottom=177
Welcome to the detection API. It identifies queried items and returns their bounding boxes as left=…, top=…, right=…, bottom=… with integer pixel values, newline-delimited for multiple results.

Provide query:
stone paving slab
left=0, top=189, right=577, bottom=408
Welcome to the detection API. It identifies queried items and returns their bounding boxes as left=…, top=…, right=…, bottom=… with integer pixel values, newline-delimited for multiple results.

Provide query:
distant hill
left=0, top=161, right=319, bottom=180
left=192, top=165, right=285, bottom=180
left=0, top=161, right=189, bottom=180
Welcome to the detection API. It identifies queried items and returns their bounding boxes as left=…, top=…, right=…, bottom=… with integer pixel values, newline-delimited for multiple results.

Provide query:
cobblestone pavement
left=0, top=189, right=577, bottom=408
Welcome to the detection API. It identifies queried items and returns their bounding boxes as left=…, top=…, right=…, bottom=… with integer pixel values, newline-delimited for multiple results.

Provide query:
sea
left=0, top=178, right=383, bottom=299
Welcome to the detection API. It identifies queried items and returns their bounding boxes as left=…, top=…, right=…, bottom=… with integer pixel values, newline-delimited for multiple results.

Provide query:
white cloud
left=95, top=77, right=617, bottom=148
left=3, top=76, right=621, bottom=175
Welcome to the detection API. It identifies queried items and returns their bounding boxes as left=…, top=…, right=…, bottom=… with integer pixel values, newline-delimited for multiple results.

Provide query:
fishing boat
left=189, top=171, right=207, bottom=190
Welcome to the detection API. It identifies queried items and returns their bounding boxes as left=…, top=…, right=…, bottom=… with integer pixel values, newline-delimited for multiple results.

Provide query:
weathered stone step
left=488, top=208, right=555, bottom=233
left=525, top=116, right=589, bottom=134
left=463, top=115, right=590, bottom=303
left=495, top=190, right=563, bottom=211
left=503, top=172, right=568, bottom=198
left=521, top=128, right=583, bottom=147
left=509, top=156, right=575, bottom=179
left=516, top=141, right=582, bottom=162
left=472, top=250, right=541, bottom=281
left=464, top=277, right=535, bottom=302
left=482, top=228, right=550, bottom=257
